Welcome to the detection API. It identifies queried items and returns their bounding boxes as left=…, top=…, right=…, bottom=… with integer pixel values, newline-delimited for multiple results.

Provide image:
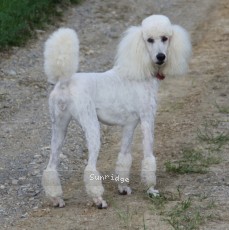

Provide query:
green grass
left=215, top=102, right=229, bottom=114
left=143, top=214, right=147, bottom=230
left=166, top=198, right=202, bottom=230
left=197, top=128, right=229, bottom=150
left=0, top=0, right=81, bottom=49
left=114, top=205, right=134, bottom=229
left=157, top=113, right=226, bottom=229
left=165, top=117, right=228, bottom=175
left=148, top=194, right=168, bottom=211
left=165, top=148, right=220, bottom=174
left=196, top=118, right=229, bottom=151
left=165, top=197, right=218, bottom=230
left=148, top=188, right=217, bottom=230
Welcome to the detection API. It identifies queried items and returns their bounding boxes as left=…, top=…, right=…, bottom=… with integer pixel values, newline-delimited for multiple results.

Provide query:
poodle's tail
left=44, top=28, right=79, bottom=84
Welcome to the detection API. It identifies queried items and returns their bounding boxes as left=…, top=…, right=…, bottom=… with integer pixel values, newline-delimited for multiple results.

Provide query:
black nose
left=156, top=53, right=166, bottom=62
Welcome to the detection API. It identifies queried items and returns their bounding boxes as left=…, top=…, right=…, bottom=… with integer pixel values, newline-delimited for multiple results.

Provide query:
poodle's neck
left=153, top=64, right=166, bottom=80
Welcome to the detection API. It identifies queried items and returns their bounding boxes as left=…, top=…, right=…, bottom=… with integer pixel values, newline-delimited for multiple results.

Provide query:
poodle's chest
left=95, top=90, right=157, bottom=126
left=94, top=77, right=159, bottom=125
left=95, top=89, right=140, bottom=125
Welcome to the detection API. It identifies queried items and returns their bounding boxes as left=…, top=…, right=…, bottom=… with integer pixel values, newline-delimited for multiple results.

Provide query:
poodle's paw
left=147, top=187, right=159, bottom=197
left=118, top=185, right=132, bottom=195
left=93, top=197, right=108, bottom=209
left=51, top=197, right=65, bottom=208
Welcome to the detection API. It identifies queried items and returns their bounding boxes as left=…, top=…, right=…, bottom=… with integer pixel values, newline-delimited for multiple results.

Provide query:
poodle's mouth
left=156, top=61, right=165, bottom=66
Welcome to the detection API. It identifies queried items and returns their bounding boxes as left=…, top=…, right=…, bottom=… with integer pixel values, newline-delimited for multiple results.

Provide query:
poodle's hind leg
left=72, top=101, right=107, bottom=209
left=115, top=121, right=138, bottom=195
left=42, top=92, right=71, bottom=207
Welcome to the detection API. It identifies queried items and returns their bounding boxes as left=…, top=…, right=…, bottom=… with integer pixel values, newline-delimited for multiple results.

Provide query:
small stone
left=41, top=146, right=51, bottom=151
left=5, top=69, right=17, bottom=76
left=35, top=29, right=45, bottom=34
left=0, top=185, right=5, bottom=189
left=36, top=158, right=43, bottom=163
left=84, top=48, right=94, bottom=55
left=107, top=28, right=119, bottom=39
left=19, top=177, right=26, bottom=180
left=21, top=213, right=28, bottom=218
left=31, top=170, right=40, bottom=176
left=35, top=189, right=40, bottom=195
left=42, top=208, right=50, bottom=213
left=60, top=153, right=67, bottom=159
left=33, top=206, right=39, bottom=211
left=12, top=179, right=18, bottom=185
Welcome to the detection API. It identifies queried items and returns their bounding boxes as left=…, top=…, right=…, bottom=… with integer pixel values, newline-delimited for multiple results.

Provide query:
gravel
left=0, top=0, right=221, bottom=228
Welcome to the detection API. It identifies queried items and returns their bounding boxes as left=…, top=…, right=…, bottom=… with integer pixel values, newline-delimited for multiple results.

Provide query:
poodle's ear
left=115, top=26, right=153, bottom=80
left=163, top=25, right=192, bottom=76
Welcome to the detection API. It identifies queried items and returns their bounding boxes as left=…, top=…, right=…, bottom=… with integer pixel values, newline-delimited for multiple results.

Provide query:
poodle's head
left=141, top=15, right=172, bottom=68
left=115, top=14, right=192, bottom=81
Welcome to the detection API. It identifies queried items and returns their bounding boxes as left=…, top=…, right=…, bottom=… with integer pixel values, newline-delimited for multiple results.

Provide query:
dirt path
left=0, top=0, right=228, bottom=229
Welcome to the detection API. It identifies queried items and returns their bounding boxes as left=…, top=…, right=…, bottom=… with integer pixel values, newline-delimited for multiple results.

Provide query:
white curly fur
left=163, top=25, right=192, bottom=76
left=42, top=15, right=192, bottom=208
left=42, top=169, right=65, bottom=207
left=141, top=155, right=157, bottom=186
left=115, top=152, right=132, bottom=195
left=44, top=28, right=79, bottom=84
left=42, top=169, right=63, bottom=197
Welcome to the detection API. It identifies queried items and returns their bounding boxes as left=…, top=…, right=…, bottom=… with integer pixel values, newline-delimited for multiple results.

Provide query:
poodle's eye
left=147, top=38, right=154, bottom=43
left=161, top=36, right=168, bottom=42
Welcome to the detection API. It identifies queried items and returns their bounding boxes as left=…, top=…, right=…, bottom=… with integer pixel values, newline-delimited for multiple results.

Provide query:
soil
left=0, top=0, right=228, bottom=229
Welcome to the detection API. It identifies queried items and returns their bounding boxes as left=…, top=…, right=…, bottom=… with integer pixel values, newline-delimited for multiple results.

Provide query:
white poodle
left=42, top=15, right=192, bottom=208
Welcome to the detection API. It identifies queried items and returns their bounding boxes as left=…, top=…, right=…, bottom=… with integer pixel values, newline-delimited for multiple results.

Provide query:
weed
left=215, top=102, right=229, bottom=114
left=198, top=193, right=208, bottom=202
left=176, top=186, right=182, bottom=199
left=197, top=128, right=229, bottom=150
left=143, top=214, right=147, bottom=230
left=166, top=198, right=202, bottom=230
left=165, top=148, right=220, bottom=174
left=114, top=205, right=133, bottom=229
left=149, top=194, right=167, bottom=210
left=205, top=199, right=216, bottom=209
left=197, top=119, right=229, bottom=150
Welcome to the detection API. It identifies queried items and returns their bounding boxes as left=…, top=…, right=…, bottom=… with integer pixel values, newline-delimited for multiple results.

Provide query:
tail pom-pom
left=44, top=28, right=79, bottom=84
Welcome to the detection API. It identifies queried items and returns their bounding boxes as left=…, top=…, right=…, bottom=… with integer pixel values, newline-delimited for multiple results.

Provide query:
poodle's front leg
left=140, top=117, right=159, bottom=196
left=115, top=121, right=138, bottom=195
